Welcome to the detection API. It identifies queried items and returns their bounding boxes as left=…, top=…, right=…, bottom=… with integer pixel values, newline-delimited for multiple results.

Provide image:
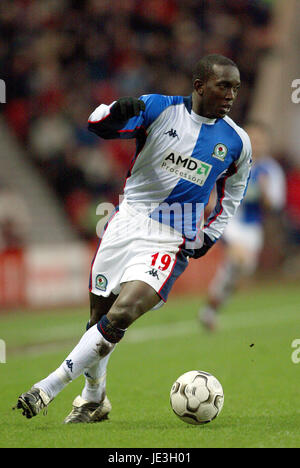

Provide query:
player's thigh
left=89, top=292, right=118, bottom=326
left=227, top=243, right=248, bottom=264
left=227, top=244, right=259, bottom=273
left=107, top=280, right=161, bottom=328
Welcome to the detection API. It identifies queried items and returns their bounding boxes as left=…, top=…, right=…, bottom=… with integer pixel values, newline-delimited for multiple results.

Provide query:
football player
left=14, top=55, right=252, bottom=423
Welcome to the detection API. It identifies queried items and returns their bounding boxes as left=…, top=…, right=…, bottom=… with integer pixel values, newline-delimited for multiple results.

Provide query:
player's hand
left=110, top=97, right=146, bottom=121
left=192, top=233, right=215, bottom=259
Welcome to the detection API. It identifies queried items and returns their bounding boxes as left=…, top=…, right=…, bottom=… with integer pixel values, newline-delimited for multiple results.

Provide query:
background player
left=14, top=55, right=252, bottom=423
left=199, top=121, right=286, bottom=330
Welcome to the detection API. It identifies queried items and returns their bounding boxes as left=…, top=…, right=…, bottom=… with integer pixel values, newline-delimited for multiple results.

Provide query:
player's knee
left=89, top=292, right=117, bottom=328
left=89, top=310, right=104, bottom=328
left=108, top=297, right=145, bottom=329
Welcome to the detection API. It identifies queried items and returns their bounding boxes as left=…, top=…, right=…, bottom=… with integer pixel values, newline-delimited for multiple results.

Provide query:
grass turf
left=0, top=282, right=299, bottom=448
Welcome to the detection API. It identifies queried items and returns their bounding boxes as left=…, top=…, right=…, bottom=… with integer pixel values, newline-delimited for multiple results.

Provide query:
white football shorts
left=89, top=200, right=189, bottom=308
left=223, top=218, right=263, bottom=253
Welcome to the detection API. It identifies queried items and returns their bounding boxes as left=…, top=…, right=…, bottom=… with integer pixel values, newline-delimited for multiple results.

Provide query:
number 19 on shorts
left=151, top=252, right=172, bottom=271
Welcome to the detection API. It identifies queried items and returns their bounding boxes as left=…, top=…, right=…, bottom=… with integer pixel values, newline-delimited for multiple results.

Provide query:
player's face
left=195, top=65, right=241, bottom=119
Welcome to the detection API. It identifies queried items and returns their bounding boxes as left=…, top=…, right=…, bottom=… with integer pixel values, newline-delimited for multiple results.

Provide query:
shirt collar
left=190, top=110, right=217, bottom=125
left=185, top=95, right=217, bottom=124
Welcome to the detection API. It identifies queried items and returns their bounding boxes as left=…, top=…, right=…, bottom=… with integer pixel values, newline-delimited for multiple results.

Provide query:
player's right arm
left=88, top=94, right=181, bottom=141
left=88, top=97, right=146, bottom=140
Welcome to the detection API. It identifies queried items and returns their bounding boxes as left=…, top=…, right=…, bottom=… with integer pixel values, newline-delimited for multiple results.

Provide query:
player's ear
left=193, top=79, right=204, bottom=96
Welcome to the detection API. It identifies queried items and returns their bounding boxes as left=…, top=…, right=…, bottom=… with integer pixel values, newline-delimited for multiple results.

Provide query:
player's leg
left=64, top=292, right=118, bottom=423
left=200, top=242, right=259, bottom=330
left=83, top=280, right=160, bottom=401
left=88, top=291, right=117, bottom=327
left=63, top=282, right=160, bottom=423
left=80, top=292, right=117, bottom=405
left=200, top=221, right=264, bottom=330
left=14, top=281, right=160, bottom=420
left=13, top=292, right=117, bottom=420
left=85, top=280, right=160, bottom=395
left=199, top=244, right=245, bottom=330
left=106, top=280, right=161, bottom=328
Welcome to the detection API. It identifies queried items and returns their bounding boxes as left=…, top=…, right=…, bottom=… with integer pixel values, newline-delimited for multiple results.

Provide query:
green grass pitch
left=0, top=281, right=299, bottom=448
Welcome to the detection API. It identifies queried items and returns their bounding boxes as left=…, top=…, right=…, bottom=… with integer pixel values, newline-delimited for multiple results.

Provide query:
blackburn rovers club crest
left=212, top=143, right=228, bottom=161
left=95, top=274, right=108, bottom=291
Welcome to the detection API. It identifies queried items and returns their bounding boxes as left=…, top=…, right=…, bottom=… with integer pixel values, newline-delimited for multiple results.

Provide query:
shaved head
left=192, top=54, right=238, bottom=84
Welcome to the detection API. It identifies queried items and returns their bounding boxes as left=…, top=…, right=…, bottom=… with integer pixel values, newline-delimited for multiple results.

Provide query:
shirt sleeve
left=87, top=94, right=180, bottom=140
left=204, top=130, right=252, bottom=242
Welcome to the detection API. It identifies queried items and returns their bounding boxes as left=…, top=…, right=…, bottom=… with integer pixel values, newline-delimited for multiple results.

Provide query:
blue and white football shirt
left=88, top=94, right=252, bottom=244
left=235, top=156, right=286, bottom=225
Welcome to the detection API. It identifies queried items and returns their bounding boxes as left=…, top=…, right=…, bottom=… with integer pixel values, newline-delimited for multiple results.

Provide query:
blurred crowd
left=0, top=0, right=275, bottom=239
left=0, top=0, right=299, bottom=268
left=0, top=181, right=31, bottom=251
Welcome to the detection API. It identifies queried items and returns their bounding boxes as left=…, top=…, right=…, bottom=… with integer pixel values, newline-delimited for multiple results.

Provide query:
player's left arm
left=196, top=133, right=252, bottom=257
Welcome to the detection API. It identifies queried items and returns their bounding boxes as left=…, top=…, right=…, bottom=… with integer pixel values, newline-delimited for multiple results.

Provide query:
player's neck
left=191, top=95, right=216, bottom=124
left=192, top=93, right=213, bottom=120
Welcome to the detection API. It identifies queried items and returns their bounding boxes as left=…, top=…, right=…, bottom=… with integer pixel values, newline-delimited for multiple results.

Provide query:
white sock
left=34, top=324, right=113, bottom=400
left=82, top=348, right=115, bottom=403
left=34, top=367, right=71, bottom=401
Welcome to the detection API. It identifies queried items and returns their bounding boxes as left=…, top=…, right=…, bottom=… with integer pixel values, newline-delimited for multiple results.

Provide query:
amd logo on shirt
left=160, top=150, right=212, bottom=187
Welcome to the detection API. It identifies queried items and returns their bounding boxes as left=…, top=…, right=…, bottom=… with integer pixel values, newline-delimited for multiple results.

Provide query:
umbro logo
left=145, top=268, right=160, bottom=280
left=164, top=128, right=179, bottom=139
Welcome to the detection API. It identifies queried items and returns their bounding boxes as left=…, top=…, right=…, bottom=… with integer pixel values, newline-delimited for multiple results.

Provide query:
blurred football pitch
left=0, top=281, right=299, bottom=448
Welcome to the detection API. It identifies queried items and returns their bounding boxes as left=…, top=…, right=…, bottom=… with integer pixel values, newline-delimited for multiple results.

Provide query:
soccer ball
left=170, top=370, right=224, bottom=425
